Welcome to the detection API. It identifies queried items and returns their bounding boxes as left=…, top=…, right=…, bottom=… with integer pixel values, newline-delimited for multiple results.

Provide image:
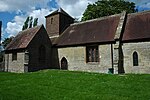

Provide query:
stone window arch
left=39, top=45, right=46, bottom=63
left=133, top=51, right=139, bottom=66
left=61, top=57, right=68, bottom=70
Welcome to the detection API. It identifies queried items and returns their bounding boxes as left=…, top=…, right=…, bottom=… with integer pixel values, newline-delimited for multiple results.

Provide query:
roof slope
left=5, top=25, right=43, bottom=51
left=54, top=14, right=121, bottom=47
left=123, top=11, right=150, bottom=42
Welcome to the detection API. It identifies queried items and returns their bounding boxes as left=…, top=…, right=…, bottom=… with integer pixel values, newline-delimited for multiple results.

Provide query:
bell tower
left=45, top=8, right=74, bottom=38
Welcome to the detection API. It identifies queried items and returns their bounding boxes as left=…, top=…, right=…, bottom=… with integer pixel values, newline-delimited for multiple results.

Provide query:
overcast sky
left=0, top=0, right=150, bottom=40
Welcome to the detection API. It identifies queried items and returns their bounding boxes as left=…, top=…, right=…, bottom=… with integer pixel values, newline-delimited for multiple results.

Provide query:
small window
left=12, top=52, right=17, bottom=61
left=86, top=46, right=99, bottom=62
left=51, top=18, right=53, bottom=24
left=24, top=51, right=29, bottom=64
left=133, top=51, right=138, bottom=66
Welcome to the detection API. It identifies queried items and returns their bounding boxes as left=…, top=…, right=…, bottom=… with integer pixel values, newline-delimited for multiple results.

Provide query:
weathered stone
left=122, top=42, right=150, bottom=73
left=58, top=44, right=113, bottom=73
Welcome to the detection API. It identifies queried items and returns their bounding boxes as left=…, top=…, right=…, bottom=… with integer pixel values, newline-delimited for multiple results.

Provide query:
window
left=133, top=51, right=138, bottom=66
left=51, top=18, right=53, bottom=24
left=12, top=52, right=17, bottom=61
left=39, top=45, right=46, bottom=63
left=86, top=46, right=99, bottom=62
left=24, top=51, right=29, bottom=64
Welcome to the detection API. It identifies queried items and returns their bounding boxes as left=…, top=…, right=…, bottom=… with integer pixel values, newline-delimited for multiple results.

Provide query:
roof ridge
left=21, top=25, right=42, bottom=32
left=16, top=24, right=43, bottom=36
left=71, top=13, right=122, bottom=26
left=128, top=10, right=150, bottom=16
left=15, top=25, right=42, bottom=38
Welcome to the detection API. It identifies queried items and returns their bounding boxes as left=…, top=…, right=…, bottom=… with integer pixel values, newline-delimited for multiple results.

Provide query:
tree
left=2, top=36, right=14, bottom=49
left=29, top=16, right=33, bottom=28
left=22, top=16, right=38, bottom=30
left=22, top=16, right=30, bottom=30
left=81, top=0, right=137, bottom=21
left=33, top=18, right=38, bottom=27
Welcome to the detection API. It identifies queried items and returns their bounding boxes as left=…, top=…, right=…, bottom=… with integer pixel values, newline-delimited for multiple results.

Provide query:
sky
left=0, top=0, right=150, bottom=41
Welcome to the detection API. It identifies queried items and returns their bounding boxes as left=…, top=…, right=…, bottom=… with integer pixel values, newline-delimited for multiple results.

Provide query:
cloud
left=5, top=8, right=54, bottom=37
left=28, top=8, right=55, bottom=26
left=55, top=0, right=97, bottom=20
left=0, top=0, right=50, bottom=12
left=5, top=15, right=25, bottom=37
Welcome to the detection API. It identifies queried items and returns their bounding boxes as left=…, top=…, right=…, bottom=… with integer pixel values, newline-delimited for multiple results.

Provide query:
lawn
left=0, top=70, right=150, bottom=100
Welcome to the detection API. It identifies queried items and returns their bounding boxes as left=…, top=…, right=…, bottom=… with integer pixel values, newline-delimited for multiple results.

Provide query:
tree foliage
left=22, top=17, right=30, bottom=30
left=82, top=0, right=137, bottom=21
left=29, top=16, right=33, bottom=28
left=22, top=16, right=38, bottom=30
left=33, top=18, right=38, bottom=27
left=2, top=36, right=14, bottom=49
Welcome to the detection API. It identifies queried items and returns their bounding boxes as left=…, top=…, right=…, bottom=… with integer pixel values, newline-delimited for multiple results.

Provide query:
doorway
left=61, top=57, right=68, bottom=70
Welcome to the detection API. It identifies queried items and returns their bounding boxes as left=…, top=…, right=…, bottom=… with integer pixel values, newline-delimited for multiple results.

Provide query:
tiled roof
left=123, top=11, right=150, bottom=42
left=5, top=25, right=43, bottom=51
left=54, top=14, right=121, bottom=47
left=45, top=8, right=74, bottom=19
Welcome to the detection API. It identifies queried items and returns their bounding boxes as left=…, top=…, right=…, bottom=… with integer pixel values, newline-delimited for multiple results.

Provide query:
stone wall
left=5, top=52, right=25, bottom=73
left=46, top=13, right=74, bottom=38
left=122, top=42, right=150, bottom=73
left=58, top=44, right=113, bottom=73
left=46, top=14, right=60, bottom=37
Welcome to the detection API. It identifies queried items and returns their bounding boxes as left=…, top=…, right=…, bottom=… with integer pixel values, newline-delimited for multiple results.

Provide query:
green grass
left=0, top=70, right=150, bottom=100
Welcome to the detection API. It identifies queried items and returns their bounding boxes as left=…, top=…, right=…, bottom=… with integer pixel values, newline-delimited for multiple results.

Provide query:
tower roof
left=45, top=8, right=74, bottom=19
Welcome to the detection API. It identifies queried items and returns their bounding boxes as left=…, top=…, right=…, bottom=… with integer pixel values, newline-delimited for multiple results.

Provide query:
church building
left=4, top=8, right=150, bottom=74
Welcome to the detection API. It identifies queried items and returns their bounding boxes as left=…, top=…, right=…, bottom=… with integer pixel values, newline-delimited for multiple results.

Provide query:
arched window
left=61, top=57, right=68, bottom=70
left=39, top=45, right=46, bottom=63
left=133, top=51, right=138, bottom=66
left=51, top=18, right=53, bottom=24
